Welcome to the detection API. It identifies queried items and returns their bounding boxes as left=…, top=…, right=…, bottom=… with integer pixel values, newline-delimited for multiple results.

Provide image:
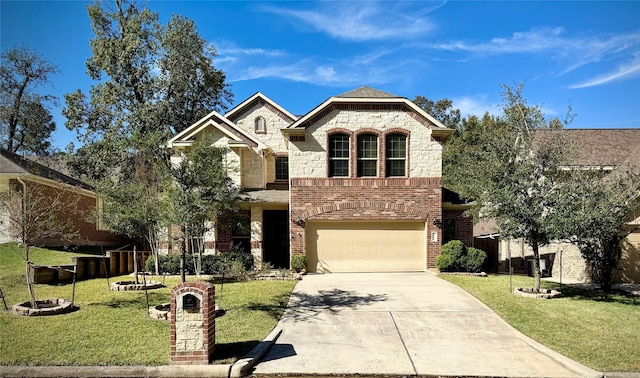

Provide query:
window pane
left=330, top=159, right=349, bottom=177
left=358, top=160, right=377, bottom=177
left=358, top=135, right=378, bottom=159
left=386, top=134, right=407, bottom=177
left=330, top=135, right=349, bottom=158
left=275, top=157, right=288, bottom=180
left=386, top=160, right=405, bottom=177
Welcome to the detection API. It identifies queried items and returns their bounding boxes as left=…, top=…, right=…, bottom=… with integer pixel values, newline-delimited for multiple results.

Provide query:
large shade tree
left=62, top=0, right=233, bottom=273
left=0, top=46, right=57, bottom=155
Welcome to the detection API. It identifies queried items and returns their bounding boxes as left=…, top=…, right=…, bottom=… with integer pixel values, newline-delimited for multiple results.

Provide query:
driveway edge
left=230, top=326, right=283, bottom=377
left=439, top=276, right=604, bottom=378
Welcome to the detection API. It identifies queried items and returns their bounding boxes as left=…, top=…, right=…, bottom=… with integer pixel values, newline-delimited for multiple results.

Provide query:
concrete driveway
left=252, top=273, right=601, bottom=377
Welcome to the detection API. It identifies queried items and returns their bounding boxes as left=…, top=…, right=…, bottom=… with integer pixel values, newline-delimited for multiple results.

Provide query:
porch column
left=203, top=220, right=216, bottom=254
left=250, top=206, right=263, bottom=268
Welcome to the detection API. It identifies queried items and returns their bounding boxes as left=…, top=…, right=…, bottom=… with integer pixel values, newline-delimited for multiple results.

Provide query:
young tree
left=170, top=135, right=241, bottom=282
left=0, top=178, right=85, bottom=307
left=558, top=167, right=640, bottom=290
left=0, top=46, right=58, bottom=155
left=446, top=83, right=574, bottom=291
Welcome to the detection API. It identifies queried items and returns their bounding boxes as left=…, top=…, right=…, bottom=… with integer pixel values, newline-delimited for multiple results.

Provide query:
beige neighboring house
left=0, top=148, right=122, bottom=247
left=475, top=129, right=640, bottom=283
left=165, top=87, right=474, bottom=272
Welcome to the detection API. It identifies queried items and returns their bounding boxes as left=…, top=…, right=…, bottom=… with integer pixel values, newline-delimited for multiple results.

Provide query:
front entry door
left=262, top=210, right=290, bottom=269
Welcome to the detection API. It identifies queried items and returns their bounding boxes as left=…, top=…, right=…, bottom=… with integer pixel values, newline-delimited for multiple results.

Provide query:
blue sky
left=2, top=1, right=639, bottom=151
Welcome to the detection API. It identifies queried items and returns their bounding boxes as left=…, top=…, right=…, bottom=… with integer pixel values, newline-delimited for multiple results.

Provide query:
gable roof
left=166, top=110, right=265, bottom=149
left=0, top=148, right=93, bottom=191
left=225, top=92, right=297, bottom=124
left=283, top=86, right=454, bottom=140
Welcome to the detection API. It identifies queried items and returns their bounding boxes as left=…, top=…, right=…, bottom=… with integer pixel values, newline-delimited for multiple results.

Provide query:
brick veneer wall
left=170, top=281, right=216, bottom=365
left=290, top=177, right=443, bottom=269
left=443, top=209, right=473, bottom=246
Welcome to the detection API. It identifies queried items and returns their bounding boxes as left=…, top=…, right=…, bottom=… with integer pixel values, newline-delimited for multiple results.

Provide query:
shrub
left=436, top=240, right=487, bottom=273
left=145, top=251, right=254, bottom=275
left=290, top=255, right=307, bottom=273
left=466, top=247, right=487, bottom=273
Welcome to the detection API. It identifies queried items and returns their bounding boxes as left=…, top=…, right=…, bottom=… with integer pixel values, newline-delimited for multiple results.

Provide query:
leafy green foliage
left=412, top=96, right=462, bottom=130
left=443, top=83, right=574, bottom=290
left=436, top=240, right=486, bottom=273
left=290, top=254, right=308, bottom=273
left=0, top=46, right=58, bottom=154
left=145, top=251, right=254, bottom=275
left=556, top=168, right=640, bottom=290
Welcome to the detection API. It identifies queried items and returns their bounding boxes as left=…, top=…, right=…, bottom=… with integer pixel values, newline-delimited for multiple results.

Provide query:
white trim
left=226, top=92, right=297, bottom=122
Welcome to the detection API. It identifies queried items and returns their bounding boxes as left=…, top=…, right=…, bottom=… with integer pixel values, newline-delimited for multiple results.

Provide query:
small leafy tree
left=558, top=167, right=640, bottom=290
left=445, top=83, right=575, bottom=291
left=170, top=135, right=241, bottom=282
left=0, top=178, right=85, bottom=307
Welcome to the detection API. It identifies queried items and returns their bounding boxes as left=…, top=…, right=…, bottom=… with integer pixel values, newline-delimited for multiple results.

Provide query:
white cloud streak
left=569, top=52, right=640, bottom=88
left=261, top=1, right=443, bottom=42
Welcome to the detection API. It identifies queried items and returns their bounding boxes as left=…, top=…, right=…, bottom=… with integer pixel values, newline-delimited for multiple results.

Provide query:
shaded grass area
left=0, top=243, right=296, bottom=366
left=440, top=274, right=640, bottom=372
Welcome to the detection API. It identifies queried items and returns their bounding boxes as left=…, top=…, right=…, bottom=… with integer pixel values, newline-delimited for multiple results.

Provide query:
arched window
left=328, top=133, right=350, bottom=177
left=386, top=133, right=407, bottom=177
left=357, top=134, right=378, bottom=177
left=254, top=117, right=266, bottom=133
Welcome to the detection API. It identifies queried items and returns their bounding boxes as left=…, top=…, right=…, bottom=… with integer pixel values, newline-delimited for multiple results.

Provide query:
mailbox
left=182, top=294, right=199, bottom=311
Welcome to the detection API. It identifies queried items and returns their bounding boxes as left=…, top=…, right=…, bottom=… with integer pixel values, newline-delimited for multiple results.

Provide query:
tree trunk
left=26, top=258, right=38, bottom=309
left=133, top=244, right=139, bottom=284
left=531, top=238, right=541, bottom=292
left=180, top=226, right=187, bottom=283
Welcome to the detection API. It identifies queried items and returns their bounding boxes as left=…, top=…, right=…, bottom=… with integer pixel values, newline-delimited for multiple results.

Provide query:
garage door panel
left=307, top=221, right=426, bottom=273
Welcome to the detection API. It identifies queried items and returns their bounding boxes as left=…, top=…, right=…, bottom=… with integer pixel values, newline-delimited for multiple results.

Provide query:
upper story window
left=254, top=117, right=266, bottom=133
left=357, top=134, right=378, bottom=177
left=386, top=133, right=407, bottom=177
left=328, top=133, right=350, bottom=177
left=275, top=156, right=289, bottom=180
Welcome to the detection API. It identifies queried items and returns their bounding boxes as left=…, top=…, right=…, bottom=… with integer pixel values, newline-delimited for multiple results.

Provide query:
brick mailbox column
left=170, top=281, right=215, bottom=365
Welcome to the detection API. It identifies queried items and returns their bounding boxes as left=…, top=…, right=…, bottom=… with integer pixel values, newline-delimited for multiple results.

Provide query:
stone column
left=170, top=281, right=215, bottom=365
left=250, top=206, right=263, bottom=267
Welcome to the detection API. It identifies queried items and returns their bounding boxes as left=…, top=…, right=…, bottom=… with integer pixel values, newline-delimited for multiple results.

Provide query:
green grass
left=441, top=274, right=640, bottom=372
left=0, top=243, right=296, bottom=366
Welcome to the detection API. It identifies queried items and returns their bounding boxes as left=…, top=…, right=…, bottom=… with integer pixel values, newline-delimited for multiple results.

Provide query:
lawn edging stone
left=514, top=287, right=562, bottom=299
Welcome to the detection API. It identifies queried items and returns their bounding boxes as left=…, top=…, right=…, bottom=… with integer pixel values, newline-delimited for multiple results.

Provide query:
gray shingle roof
left=336, top=86, right=400, bottom=99
left=0, top=148, right=92, bottom=190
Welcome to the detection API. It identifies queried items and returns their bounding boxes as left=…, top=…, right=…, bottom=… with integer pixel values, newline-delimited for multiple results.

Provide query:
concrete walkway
left=252, top=272, right=602, bottom=377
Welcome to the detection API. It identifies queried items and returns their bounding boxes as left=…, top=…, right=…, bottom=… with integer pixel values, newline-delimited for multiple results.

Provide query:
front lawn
left=441, top=274, right=640, bottom=372
left=0, top=243, right=296, bottom=366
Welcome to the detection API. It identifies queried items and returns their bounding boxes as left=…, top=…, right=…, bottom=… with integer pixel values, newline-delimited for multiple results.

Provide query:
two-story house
left=166, top=87, right=473, bottom=273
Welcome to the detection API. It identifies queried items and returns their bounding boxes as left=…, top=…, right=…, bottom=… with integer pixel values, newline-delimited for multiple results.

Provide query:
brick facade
left=290, top=177, right=443, bottom=269
left=170, top=281, right=216, bottom=365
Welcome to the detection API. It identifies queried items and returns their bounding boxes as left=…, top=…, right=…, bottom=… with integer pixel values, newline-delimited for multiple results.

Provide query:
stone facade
left=288, top=109, right=442, bottom=178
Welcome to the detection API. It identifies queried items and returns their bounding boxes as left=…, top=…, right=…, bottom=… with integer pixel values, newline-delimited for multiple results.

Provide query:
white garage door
left=306, top=221, right=426, bottom=273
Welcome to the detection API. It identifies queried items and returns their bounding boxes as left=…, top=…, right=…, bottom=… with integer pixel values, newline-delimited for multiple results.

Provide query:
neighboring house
left=166, top=87, right=474, bottom=272
left=0, top=148, right=122, bottom=247
left=475, top=129, right=640, bottom=283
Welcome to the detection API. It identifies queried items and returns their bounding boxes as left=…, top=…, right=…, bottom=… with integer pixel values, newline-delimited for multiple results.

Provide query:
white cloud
left=261, top=1, right=443, bottom=42
left=569, top=53, right=640, bottom=88
left=451, top=95, right=498, bottom=118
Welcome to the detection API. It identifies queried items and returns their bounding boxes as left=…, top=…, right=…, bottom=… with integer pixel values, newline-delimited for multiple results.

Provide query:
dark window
left=386, top=133, right=407, bottom=177
left=328, top=134, right=350, bottom=177
left=357, top=134, right=378, bottom=177
left=275, top=156, right=288, bottom=180
left=443, top=219, right=456, bottom=243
